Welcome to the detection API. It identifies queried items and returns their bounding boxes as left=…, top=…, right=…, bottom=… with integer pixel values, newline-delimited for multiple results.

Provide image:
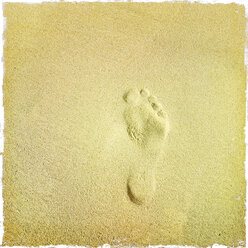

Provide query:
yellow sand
left=3, top=2, right=246, bottom=247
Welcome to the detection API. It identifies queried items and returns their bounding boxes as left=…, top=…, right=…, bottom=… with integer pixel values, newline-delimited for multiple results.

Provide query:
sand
left=2, top=2, right=246, bottom=247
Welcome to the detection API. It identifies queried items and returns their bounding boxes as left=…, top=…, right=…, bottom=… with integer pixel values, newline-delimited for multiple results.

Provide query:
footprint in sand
left=123, top=88, right=169, bottom=205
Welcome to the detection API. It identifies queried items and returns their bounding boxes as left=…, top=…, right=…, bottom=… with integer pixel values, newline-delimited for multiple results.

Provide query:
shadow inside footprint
left=127, top=182, right=143, bottom=205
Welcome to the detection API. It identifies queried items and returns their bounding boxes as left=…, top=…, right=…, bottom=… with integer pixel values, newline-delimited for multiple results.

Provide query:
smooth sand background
left=3, top=2, right=246, bottom=246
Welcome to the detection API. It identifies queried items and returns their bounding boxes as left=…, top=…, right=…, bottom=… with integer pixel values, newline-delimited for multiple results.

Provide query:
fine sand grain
left=2, top=2, right=246, bottom=247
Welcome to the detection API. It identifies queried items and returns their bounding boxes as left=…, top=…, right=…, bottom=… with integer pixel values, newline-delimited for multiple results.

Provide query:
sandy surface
left=3, top=2, right=246, bottom=246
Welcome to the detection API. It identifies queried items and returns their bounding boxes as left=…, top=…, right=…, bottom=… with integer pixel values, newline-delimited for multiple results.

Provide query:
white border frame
left=0, top=0, right=247, bottom=247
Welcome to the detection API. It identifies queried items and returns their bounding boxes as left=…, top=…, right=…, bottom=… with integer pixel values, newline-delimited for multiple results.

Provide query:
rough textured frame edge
left=0, top=0, right=247, bottom=247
